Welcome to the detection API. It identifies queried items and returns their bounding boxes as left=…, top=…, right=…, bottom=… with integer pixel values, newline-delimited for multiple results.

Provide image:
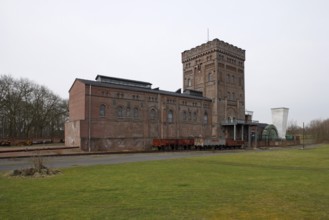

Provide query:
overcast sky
left=1, top=0, right=328, bottom=126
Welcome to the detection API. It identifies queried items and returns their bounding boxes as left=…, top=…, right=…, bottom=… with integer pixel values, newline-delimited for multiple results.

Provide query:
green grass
left=1, top=145, right=329, bottom=219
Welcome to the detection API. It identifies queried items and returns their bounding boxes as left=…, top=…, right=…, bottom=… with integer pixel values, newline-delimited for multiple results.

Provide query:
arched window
left=150, top=109, right=156, bottom=120
left=99, top=104, right=106, bottom=117
left=126, top=107, right=131, bottom=117
left=168, top=110, right=173, bottom=123
left=193, top=112, right=197, bottom=121
left=203, top=111, right=208, bottom=124
left=117, top=106, right=123, bottom=118
left=133, top=108, right=139, bottom=119
left=182, top=111, right=187, bottom=121
left=188, top=78, right=191, bottom=87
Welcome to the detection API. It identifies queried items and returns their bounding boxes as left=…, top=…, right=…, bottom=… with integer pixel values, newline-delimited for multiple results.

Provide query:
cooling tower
left=271, top=107, right=289, bottom=139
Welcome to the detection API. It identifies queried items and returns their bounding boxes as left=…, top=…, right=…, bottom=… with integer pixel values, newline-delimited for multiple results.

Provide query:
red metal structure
left=153, top=138, right=244, bottom=151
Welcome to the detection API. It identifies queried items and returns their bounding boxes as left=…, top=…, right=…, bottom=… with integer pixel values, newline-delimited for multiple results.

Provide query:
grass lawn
left=1, top=145, right=329, bottom=219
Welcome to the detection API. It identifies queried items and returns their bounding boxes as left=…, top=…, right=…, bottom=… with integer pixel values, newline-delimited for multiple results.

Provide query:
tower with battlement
left=182, top=39, right=246, bottom=138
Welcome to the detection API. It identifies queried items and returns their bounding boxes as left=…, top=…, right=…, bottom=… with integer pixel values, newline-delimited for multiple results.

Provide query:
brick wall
left=66, top=81, right=212, bottom=151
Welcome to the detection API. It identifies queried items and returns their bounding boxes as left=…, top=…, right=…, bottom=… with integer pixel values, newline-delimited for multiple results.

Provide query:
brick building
left=65, top=38, right=248, bottom=151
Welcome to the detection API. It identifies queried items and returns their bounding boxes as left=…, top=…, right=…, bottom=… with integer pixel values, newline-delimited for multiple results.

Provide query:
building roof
left=95, top=75, right=152, bottom=89
left=72, top=76, right=212, bottom=101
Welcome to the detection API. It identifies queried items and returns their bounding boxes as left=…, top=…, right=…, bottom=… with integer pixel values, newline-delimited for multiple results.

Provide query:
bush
left=9, top=154, right=60, bottom=177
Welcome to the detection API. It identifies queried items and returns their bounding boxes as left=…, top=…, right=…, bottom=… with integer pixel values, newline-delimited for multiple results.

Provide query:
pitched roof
left=73, top=76, right=211, bottom=101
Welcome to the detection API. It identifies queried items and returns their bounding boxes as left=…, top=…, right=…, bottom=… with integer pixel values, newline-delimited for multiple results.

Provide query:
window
left=183, top=111, right=187, bottom=121
left=208, top=73, right=212, bottom=82
left=150, top=109, right=156, bottom=120
left=168, top=110, right=173, bottom=123
left=117, top=106, right=123, bottom=117
left=188, top=78, right=191, bottom=87
left=126, top=107, right=131, bottom=117
left=193, top=112, right=197, bottom=121
left=203, top=112, right=208, bottom=124
left=133, top=108, right=139, bottom=119
left=99, top=104, right=106, bottom=117
left=188, top=111, right=192, bottom=121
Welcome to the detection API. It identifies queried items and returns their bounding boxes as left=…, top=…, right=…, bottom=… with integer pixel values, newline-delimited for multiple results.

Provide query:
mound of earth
left=9, top=166, right=60, bottom=177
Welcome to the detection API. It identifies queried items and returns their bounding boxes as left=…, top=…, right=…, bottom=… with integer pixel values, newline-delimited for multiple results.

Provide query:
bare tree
left=307, top=119, right=329, bottom=143
left=0, top=74, right=68, bottom=141
left=286, top=120, right=302, bottom=136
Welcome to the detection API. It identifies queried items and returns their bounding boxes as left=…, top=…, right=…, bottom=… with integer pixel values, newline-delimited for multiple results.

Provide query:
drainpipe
left=88, top=84, right=91, bottom=152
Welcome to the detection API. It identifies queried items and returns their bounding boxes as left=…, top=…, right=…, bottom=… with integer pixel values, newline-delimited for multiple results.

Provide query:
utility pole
left=302, top=122, right=305, bottom=149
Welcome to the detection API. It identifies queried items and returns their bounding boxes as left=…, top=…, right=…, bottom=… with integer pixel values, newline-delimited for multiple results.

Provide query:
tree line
left=287, top=119, right=329, bottom=143
left=0, top=75, right=68, bottom=141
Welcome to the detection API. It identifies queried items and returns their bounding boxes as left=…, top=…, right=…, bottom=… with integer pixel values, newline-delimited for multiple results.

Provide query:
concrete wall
left=64, top=120, right=81, bottom=147
left=271, top=107, right=289, bottom=139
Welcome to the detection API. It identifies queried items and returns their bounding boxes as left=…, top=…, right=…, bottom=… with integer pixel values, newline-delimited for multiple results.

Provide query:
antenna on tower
left=207, top=28, right=209, bottom=42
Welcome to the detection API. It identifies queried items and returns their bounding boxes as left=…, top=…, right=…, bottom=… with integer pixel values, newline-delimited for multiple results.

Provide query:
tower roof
left=182, top=38, right=245, bottom=62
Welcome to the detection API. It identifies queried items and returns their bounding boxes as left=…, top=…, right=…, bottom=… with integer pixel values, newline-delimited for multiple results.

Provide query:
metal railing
left=221, top=119, right=246, bottom=125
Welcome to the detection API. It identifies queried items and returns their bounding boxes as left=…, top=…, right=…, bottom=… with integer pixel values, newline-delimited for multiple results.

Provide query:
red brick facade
left=65, top=39, right=247, bottom=151
left=65, top=78, right=213, bottom=151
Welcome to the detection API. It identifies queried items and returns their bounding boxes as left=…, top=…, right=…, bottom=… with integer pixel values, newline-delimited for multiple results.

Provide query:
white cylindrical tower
left=271, top=107, right=289, bottom=139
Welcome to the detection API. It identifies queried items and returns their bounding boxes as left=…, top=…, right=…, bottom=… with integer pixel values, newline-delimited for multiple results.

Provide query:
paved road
left=0, top=144, right=318, bottom=172
left=0, top=151, right=242, bottom=171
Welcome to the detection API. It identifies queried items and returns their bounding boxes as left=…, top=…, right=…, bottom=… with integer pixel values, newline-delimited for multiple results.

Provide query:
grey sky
left=1, top=0, right=328, bottom=126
